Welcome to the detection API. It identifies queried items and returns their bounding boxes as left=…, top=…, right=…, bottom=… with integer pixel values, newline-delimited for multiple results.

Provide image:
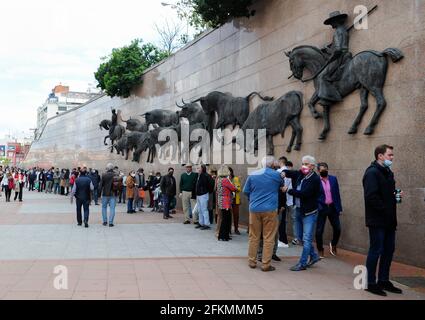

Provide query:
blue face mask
left=383, top=159, right=392, bottom=168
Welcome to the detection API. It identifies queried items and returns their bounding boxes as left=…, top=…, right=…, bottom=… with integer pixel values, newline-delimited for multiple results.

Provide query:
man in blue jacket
left=243, top=156, right=285, bottom=272
left=316, top=162, right=342, bottom=258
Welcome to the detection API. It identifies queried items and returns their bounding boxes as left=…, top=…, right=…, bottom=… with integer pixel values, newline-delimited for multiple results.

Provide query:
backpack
left=112, top=175, right=122, bottom=192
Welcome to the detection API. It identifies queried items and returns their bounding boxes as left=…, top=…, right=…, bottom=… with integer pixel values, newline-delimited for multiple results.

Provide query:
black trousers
left=218, top=209, right=232, bottom=240
left=76, top=198, right=90, bottom=224
left=5, top=186, right=11, bottom=201
left=29, top=181, right=34, bottom=191
left=18, top=183, right=23, bottom=201
left=278, top=207, right=288, bottom=244
left=315, top=204, right=341, bottom=251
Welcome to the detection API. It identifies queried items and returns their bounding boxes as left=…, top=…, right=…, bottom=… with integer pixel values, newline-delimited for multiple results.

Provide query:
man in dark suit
left=72, top=167, right=94, bottom=228
left=160, top=167, right=176, bottom=219
left=362, top=144, right=403, bottom=296
left=316, top=162, right=343, bottom=258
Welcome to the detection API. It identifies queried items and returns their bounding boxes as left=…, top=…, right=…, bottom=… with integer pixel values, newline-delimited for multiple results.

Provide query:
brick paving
left=0, top=191, right=424, bottom=300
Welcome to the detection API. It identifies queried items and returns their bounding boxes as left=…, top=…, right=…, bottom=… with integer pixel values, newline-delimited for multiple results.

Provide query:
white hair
left=302, top=155, right=316, bottom=165
left=261, top=156, right=276, bottom=168
left=106, top=163, right=114, bottom=171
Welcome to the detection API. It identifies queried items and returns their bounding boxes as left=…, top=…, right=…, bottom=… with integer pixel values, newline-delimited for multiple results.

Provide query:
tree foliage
left=176, top=0, right=256, bottom=31
left=94, top=39, right=169, bottom=98
left=154, top=20, right=186, bottom=55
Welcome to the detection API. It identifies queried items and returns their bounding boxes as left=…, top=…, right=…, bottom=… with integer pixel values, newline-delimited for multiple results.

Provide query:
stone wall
left=24, top=0, right=425, bottom=267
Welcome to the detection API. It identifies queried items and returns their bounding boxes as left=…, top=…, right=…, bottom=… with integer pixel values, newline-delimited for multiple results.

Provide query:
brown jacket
left=126, top=175, right=136, bottom=199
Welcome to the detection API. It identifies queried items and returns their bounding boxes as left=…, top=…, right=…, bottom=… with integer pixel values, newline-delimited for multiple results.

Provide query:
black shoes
left=272, top=254, right=281, bottom=261
left=163, top=216, right=169, bottom=219
left=77, top=223, right=82, bottom=226
left=378, top=281, right=403, bottom=294
left=183, top=221, right=191, bottom=224
left=102, top=222, right=107, bottom=226
left=366, top=283, right=387, bottom=296
left=200, top=226, right=210, bottom=230
left=195, top=224, right=202, bottom=229
left=84, top=222, right=89, bottom=228
left=109, top=224, right=114, bottom=227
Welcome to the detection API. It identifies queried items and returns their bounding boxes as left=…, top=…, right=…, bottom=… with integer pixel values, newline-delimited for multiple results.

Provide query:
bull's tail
left=382, top=48, right=404, bottom=63
left=246, top=91, right=274, bottom=101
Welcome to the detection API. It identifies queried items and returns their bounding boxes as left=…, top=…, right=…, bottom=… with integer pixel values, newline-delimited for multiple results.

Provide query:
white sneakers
left=278, top=241, right=289, bottom=248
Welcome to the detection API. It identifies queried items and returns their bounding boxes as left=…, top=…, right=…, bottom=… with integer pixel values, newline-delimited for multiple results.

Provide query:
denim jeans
left=294, top=206, right=304, bottom=241
left=366, top=227, right=396, bottom=284
left=102, top=196, right=116, bottom=224
left=76, top=198, right=90, bottom=224
left=197, top=193, right=210, bottom=226
left=53, top=183, right=60, bottom=194
left=93, top=188, right=99, bottom=204
left=298, top=208, right=319, bottom=267
left=127, top=198, right=134, bottom=213
left=120, top=186, right=126, bottom=203
left=162, top=194, right=170, bottom=217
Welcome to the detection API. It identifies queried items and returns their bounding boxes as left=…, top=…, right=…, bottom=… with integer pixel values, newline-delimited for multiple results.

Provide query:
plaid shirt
left=216, top=177, right=237, bottom=210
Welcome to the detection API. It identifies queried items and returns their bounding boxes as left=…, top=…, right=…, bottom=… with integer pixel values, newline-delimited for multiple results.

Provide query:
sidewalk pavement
left=0, top=191, right=424, bottom=300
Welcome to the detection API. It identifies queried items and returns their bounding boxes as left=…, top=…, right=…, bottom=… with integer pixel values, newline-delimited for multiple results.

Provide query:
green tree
left=94, top=39, right=169, bottom=98
left=0, top=157, right=11, bottom=166
left=176, top=0, right=256, bottom=31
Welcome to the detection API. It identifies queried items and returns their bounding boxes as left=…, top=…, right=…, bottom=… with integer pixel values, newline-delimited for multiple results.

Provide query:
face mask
left=383, top=159, right=392, bottom=168
left=301, top=165, right=310, bottom=175
left=320, top=170, right=328, bottom=178
left=131, top=173, right=136, bottom=177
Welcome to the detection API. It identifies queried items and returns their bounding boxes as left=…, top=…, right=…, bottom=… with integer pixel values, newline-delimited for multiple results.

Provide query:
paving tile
left=2, top=291, right=41, bottom=300
left=1, top=192, right=425, bottom=300
left=75, top=279, right=107, bottom=292
left=72, top=291, right=106, bottom=300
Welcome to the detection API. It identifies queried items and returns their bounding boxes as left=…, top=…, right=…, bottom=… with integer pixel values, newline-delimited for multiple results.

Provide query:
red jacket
left=8, top=177, right=15, bottom=190
left=216, top=177, right=237, bottom=210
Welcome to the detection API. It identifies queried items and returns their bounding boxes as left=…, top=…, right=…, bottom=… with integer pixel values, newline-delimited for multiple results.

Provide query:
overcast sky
left=0, top=0, right=183, bottom=141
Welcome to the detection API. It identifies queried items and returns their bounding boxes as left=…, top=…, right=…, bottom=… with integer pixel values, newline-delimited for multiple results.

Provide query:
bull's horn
left=182, top=98, right=189, bottom=105
left=175, top=101, right=183, bottom=108
left=284, top=50, right=291, bottom=57
left=191, top=97, right=202, bottom=103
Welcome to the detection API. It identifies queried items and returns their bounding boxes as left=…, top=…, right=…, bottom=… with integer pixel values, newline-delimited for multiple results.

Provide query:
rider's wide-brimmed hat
left=323, top=11, right=348, bottom=25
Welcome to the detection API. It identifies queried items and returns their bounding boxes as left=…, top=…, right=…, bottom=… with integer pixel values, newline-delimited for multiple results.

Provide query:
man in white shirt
left=277, top=160, right=293, bottom=248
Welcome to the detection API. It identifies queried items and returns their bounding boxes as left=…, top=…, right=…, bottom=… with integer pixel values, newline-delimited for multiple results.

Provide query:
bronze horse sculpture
left=285, top=45, right=403, bottom=139
left=99, top=119, right=126, bottom=152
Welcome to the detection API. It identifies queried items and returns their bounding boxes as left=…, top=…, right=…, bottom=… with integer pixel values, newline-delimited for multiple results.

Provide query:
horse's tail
left=246, top=91, right=274, bottom=101
left=382, top=48, right=404, bottom=63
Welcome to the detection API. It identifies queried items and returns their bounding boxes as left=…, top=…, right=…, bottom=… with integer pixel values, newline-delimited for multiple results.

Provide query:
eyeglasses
left=301, top=163, right=311, bottom=166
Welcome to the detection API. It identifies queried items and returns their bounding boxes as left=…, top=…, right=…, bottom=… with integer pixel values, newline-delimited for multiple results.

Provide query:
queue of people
left=2, top=143, right=402, bottom=297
